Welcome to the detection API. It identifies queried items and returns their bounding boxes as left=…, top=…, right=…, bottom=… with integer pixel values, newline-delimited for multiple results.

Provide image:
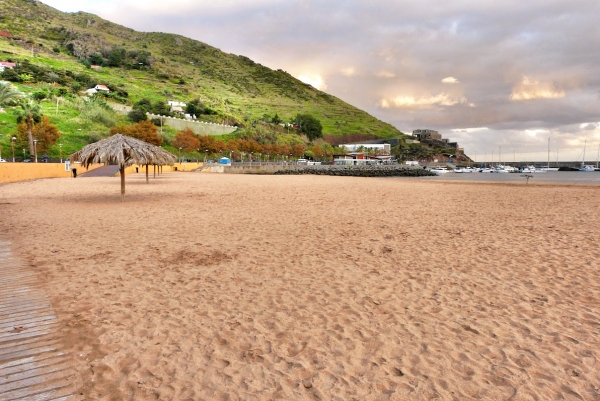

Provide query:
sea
left=421, top=171, right=600, bottom=184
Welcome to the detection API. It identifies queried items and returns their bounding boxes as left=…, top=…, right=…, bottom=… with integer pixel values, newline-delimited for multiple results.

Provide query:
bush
left=128, top=108, right=147, bottom=123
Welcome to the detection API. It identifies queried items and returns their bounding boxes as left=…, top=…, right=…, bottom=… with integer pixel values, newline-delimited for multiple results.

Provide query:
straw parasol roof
left=70, top=134, right=176, bottom=198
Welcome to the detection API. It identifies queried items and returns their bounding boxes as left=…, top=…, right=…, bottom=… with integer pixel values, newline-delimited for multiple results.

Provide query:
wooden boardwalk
left=0, top=240, right=81, bottom=401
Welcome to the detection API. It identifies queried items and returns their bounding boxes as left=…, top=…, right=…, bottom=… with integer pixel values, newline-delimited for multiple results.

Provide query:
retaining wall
left=147, top=113, right=237, bottom=136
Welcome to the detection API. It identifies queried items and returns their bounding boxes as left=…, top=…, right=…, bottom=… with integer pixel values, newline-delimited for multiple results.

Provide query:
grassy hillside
left=0, top=0, right=403, bottom=141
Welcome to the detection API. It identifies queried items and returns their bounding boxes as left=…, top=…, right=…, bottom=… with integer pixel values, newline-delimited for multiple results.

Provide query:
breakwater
left=274, top=165, right=436, bottom=177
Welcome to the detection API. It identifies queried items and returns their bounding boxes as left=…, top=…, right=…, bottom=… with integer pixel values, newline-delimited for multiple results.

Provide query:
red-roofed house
left=0, top=31, right=11, bottom=38
left=0, top=61, right=16, bottom=72
left=94, top=84, right=110, bottom=92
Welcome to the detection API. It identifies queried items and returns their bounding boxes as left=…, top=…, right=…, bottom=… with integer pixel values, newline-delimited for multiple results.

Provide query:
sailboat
left=579, top=140, right=595, bottom=171
left=539, top=138, right=558, bottom=172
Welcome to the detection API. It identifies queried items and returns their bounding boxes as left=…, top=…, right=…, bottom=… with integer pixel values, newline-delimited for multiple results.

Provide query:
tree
left=110, top=120, right=162, bottom=146
left=172, top=128, right=200, bottom=152
left=271, top=113, right=282, bottom=125
left=15, top=98, right=42, bottom=155
left=294, top=114, right=323, bottom=141
left=127, top=108, right=147, bottom=123
left=0, top=80, right=23, bottom=107
left=14, top=116, right=60, bottom=153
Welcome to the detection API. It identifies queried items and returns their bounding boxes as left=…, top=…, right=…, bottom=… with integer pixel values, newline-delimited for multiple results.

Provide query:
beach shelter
left=70, top=134, right=176, bottom=199
left=218, top=157, right=231, bottom=165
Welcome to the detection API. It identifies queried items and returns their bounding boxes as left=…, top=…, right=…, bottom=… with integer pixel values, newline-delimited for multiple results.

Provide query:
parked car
left=23, top=159, right=31, bottom=163
left=0, top=158, right=6, bottom=163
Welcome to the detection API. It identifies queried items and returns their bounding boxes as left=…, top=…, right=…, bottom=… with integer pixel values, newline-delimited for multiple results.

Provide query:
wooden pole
left=146, top=164, right=149, bottom=183
left=120, top=165, right=125, bottom=199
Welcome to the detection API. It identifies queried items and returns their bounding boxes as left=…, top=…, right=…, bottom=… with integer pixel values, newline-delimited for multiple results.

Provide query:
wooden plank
left=0, top=344, right=60, bottom=364
left=0, top=303, right=53, bottom=317
left=0, top=312, right=54, bottom=325
left=0, top=353, right=67, bottom=373
left=0, top=381, right=73, bottom=401
left=0, top=240, right=79, bottom=401
left=0, top=323, right=56, bottom=343
left=0, top=338, right=60, bottom=359
left=0, top=315, right=57, bottom=331
left=0, top=356, right=69, bottom=381
left=0, top=366, right=74, bottom=394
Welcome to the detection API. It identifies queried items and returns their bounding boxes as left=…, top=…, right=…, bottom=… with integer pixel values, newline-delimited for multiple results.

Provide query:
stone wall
left=146, top=113, right=238, bottom=136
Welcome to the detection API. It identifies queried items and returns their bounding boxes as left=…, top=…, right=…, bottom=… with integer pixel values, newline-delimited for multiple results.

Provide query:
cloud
left=381, top=93, right=468, bottom=109
left=297, top=74, right=327, bottom=90
left=580, top=122, right=599, bottom=130
left=525, top=129, right=549, bottom=137
left=509, top=76, right=566, bottom=101
left=341, top=67, right=356, bottom=77
left=451, top=127, right=489, bottom=133
left=441, top=77, right=459, bottom=84
left=376, top=71, right=396, bottom=78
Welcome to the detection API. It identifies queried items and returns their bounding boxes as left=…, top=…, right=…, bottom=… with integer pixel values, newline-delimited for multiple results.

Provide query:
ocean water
left=419, top=171, right=600, bottom=184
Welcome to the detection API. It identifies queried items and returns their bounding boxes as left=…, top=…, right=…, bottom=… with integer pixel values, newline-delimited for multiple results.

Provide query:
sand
left=1, top=172, right=599, bottom=400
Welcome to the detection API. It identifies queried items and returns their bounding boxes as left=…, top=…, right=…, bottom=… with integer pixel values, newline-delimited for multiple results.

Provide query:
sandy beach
left=1, top=172, right=599, bottom=400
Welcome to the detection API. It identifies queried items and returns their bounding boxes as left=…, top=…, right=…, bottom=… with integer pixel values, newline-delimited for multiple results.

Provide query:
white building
left=340, top=143, right=391, bottom=155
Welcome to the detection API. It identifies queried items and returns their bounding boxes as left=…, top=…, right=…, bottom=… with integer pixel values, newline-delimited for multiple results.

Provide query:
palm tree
left=0, top=80, right=23, bottom=107
left=16, top=98, right=42, bottom=155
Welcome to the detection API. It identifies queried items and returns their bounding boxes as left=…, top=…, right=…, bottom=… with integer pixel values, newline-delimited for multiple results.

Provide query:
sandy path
left=0, top=173, right=599, bottom=400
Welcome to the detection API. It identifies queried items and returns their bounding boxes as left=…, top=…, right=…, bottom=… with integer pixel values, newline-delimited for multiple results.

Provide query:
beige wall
left=0, top=163, right=104, bottom=184
left=0, top=162, right=204, bottom=184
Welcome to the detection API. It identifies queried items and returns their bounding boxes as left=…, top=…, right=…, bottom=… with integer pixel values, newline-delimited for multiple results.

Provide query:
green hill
left=0, top=0, right=403, bottom=143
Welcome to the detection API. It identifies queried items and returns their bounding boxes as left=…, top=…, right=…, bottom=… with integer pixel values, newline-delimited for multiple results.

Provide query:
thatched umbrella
left=70, top=134, right=176, bottom=198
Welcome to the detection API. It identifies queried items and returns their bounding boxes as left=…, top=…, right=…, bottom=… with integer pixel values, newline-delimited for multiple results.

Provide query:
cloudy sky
left=42, top=0, right=600, bottom=162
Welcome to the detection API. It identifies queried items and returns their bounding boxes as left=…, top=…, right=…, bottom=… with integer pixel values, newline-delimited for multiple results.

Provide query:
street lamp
left=178, top=147, right=182, bottom=163
left=204, top=149, right=208, bottom=163
left=11, top=136, right=16, bottom=162
left=33, top=139, right=38, bottom=163
left=59, top=143, right=63, bottom=163
left=23, top=148, right=25, bottom=161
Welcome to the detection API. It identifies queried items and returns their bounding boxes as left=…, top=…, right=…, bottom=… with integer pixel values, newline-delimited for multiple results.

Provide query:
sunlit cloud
left=451, top=127, right=489, bottom=133
left=297, top=74, right=327, bottom=90
left=341, top=67, right=356, bottom=77
left=525, top=129, right=549, bottom=137
left=380, top=93, right=468, bottom=109
left=510, top=76, right=565, bottom=101
left=376, top=71, right=396, bottom=78
left=441, top=76, right=459, bottom=84
left=579, top=122, right=599, bottom=130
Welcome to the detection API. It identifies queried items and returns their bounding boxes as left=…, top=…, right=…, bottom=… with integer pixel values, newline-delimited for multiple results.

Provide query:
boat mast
left=583, top=140, right=586, bottom=168
left=597, top=143, right=599, bottom=169
left=547, top=138, right=550, bottom=168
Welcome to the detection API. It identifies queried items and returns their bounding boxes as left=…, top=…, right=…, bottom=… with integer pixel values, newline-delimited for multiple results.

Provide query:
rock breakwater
left=274, top=165, right=436, bottom=177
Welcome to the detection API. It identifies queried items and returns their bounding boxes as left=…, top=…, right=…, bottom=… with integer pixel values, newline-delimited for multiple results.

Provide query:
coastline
left=1, top=173, right=599, bottom=400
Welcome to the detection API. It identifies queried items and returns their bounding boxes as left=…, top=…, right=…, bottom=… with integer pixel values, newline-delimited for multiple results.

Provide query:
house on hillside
left=94, top=84, right=110, bottom=92
left=0, top=31, right=11, bottom=38
left=0, top=61, right=16, bottom=72
left=171, top=106, right=184, bottom=114
left=168, top=100, right=186, bottom=108
left=91, top=65, right=102, bottom=71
